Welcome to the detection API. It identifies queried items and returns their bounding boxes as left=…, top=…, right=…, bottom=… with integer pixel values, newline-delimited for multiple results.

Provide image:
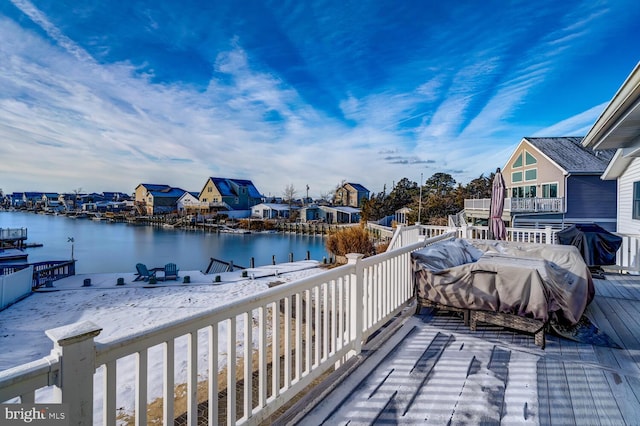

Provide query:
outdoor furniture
left=134, top=263, right=157, bottom=282
left=162, top=263, right=179, bottom=281
left=412, top=238, right=595, bottom=348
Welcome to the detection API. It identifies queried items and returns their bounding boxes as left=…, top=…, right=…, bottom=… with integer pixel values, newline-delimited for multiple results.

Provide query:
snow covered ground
left=0, top=260, right=325, bottom=421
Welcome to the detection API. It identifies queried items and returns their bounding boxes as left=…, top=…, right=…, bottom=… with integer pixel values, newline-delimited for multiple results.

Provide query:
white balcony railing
left=464, top=197, right=564, bottom=213
left=3, top=224, right=639, bottom=425
left=0, top=232, right=454, bottom=425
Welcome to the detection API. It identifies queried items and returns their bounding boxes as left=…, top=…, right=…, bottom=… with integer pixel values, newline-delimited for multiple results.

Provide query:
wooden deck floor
left=291, top=274, right=640, bottom=425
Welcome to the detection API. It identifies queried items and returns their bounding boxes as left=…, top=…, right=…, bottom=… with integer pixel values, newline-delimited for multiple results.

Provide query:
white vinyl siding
left=617, top=158, right=640, bottom=234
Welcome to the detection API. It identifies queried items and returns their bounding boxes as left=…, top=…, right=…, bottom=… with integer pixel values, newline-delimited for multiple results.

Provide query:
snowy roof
left=524, top=137, right=615, bottom=174
left=324, top=205, right=361, bottom=213
left=255, top=203, right=290, bottom=211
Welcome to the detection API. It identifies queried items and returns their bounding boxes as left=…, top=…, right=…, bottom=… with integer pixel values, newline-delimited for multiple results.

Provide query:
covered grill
left=556, top=224, right=622, bottom=273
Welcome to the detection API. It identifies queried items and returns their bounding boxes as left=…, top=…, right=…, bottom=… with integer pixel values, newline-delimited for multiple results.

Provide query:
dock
left=0, top=227, right=28, bottom=249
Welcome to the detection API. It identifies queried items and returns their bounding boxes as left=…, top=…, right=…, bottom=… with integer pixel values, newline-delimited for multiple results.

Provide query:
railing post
left=347, top=253, right=365, bottom=355
left=45, top=321, right=102, bottom=425
left=545, top=226, right=552, bottom=244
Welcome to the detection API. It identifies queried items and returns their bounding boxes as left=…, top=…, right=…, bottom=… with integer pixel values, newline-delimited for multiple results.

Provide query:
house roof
left=582, top=61, right=640, bottom=151
left=523, top=137, right=615, bottom=174
left=322, top=205, right=361, bottom=214
left=137, top=184, right=171, bottom=192
left=346, top=183, right=369, bottom=192
left=254, top=203, right=290, bottom=211
left=207, top=177, right=262, bottom=199
left=149, top=188, right=186, bottom=198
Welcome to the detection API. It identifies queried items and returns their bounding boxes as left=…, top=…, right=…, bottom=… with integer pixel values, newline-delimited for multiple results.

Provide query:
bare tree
left=283, top=183, right=297, bottom=203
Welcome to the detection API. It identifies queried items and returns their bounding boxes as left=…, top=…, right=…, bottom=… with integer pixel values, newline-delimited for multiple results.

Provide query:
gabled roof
left=177, top=191, right=200, bottom=200
left=523, top=137, right=615, bottom=174
left=206, top=177, right=262, bottom=199
left=345, top=183, right=369, bottom=192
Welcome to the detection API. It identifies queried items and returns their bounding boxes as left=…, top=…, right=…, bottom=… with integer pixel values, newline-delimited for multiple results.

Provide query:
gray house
left=465, top=136, right=617, bottom=231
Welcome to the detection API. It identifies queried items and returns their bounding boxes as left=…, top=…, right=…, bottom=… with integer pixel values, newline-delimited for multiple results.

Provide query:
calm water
left=0, top=212, right=328, bottom=274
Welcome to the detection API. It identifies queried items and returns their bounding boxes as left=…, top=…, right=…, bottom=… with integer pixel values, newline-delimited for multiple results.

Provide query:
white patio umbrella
left=489, top=168, right=507, bottom=240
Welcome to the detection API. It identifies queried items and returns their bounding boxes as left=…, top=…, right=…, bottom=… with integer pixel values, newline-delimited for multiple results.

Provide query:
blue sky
left=1, top=0, right=639, bottom=198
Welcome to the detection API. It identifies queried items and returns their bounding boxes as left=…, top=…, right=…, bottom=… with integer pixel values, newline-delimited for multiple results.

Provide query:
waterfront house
left=582, top=62, right=640, bottom=235
left=299, top=204, right=323, bottom=222
left=21, top=192, right=44, bottom=209
left=320, top=205, right=361, bottom=223
left=198, top=177, right=263, bottom=216
left=251, top=203, right=291, bottom=219
left=464, top=136, right=617, bottom=230
left=176, top=191, right=206, bottom=215
left=9, top=192, right=25, bottom=207
left=102, top=192, right=130, bottom=202
left=334, top=182, right=370, bottom=208
left=134, top=184, right=187, bottom=215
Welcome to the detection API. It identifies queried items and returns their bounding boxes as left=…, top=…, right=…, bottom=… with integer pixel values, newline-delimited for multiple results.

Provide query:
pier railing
left=0, top=260, right=76, bottom=288
left=0, top=233, right=453, bottom=425
left=0, top=228, right=27, bottom=241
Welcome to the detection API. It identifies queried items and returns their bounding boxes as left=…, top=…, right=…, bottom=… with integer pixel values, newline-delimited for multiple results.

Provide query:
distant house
left=320, top=205, right=361, bottom=224
left=464, top=137, right=617, bottom=231
left=198, top=177, right=263, bottom=213
left=134, top=183, right=187, bottom=215
left=334, top=183, right=370, bottom=208
left=177, top=192, right=206, bottom=215
left=102, top=192, right=130, bottom=202
left=582, top=62, right=640, bottom=235
left=251, top=203, right=291, bottom=219
left=22, top=192, right=44, bottom=209
left=299, top=205, right=323, bottom=223
left=10, top=192, right=25, bottom=207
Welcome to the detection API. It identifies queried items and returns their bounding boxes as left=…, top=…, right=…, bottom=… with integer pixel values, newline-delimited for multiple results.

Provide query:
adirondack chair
left=163, top=263, right=179, bottom=281
left=134, top=263, right=156, bottom=281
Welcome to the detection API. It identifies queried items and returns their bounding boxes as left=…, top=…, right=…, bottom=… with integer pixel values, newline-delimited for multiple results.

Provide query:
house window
left=525, top=151, right=537, bottom=165
left=513, top=153, right=523, bottom=168
left=524, top=185, right=536, bottom=198
left=512, top=185, right=536, bottom=198
left=208, top=187, right=212, bottom=192
left=634, top=182, right=640, bottom=220
left=524, top=169, right=537, bottom=181
left=542, top=183, right=558, bottom=198
left=512, top=171, right=523, bottom=183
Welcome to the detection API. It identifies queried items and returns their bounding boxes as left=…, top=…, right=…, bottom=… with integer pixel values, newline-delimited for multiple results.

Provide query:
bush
left=325, top=226, right=376, bottom=258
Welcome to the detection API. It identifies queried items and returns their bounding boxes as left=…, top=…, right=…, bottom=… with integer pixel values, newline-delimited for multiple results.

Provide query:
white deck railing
left=3, top=224, right=640, bottom=424
left=0, top=233, right=454, bottom=425
left=391, top=224, right=640, bottom=272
